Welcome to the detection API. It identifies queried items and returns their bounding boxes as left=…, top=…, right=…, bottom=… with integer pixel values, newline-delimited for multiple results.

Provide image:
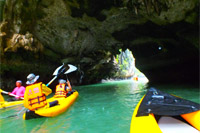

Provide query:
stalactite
left=143, top=0, right=150, bottom=15
left=153, top=0, right=160, bottom=15
left=133, top=5, right=138, bottom=15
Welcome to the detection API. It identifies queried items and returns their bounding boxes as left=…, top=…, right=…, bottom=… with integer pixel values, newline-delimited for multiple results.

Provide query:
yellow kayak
left=130, top=88, right=200, bottom=133
left=23, top=91, right=78, bottom=120
left=0, top=100, right=24, bottom=109
left=0, top=92, right=23, bottom=109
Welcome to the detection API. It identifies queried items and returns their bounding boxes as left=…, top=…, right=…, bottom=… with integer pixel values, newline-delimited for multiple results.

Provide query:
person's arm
left=10, top=87, right=18, bottom=95
left=67, top=80, right=72, bottom=91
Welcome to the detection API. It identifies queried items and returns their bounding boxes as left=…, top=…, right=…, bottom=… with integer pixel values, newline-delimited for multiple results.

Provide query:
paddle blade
left=42, top=84, right=52, bottom=96
left=0, top=90, right=4, bottom=102
left=64, top=64, right=77, bottom=74
left=53, top=64, right=64, bottom=76
left=53, top=63, right=70, bottom=76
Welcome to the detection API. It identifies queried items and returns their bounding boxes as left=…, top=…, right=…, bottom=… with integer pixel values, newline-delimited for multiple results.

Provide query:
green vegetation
left=114, top=49, right=135, bottom=78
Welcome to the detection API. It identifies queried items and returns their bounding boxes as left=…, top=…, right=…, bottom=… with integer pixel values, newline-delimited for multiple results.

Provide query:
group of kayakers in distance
left=8, top=73, right=73, bottom=111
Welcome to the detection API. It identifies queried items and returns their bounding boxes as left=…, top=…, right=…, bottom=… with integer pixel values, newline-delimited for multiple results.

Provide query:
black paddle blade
left=136, top=88, right=200, bottom=116
left=56, top=64, right=70, bottom=77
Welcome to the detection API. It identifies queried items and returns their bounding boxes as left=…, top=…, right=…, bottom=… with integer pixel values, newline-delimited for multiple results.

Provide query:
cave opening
left=102, top=48, right=149, bottom=84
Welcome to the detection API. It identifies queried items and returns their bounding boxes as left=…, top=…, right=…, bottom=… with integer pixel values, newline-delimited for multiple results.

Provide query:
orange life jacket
left=54, top=84, right=67, bottom=98
left=24, top=82, right=47, bottom=111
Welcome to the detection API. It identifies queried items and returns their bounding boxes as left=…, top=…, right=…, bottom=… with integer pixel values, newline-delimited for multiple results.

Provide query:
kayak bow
left=130, top=88, right=200, bottom=133
left=0, top=100, right=24, bottom=109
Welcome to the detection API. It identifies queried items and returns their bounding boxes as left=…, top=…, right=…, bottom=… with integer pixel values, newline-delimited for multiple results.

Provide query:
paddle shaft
left=65, top=75, right=72, bottom=91
left=46, top=76, right=57, bottom=87
left=0, top=89, right=24, bottom=99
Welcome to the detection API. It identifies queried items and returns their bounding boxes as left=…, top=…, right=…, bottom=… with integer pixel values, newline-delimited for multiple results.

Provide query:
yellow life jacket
left=24, top=82, right=47, bottom=111
left=54, top=84, right=67, bottom=98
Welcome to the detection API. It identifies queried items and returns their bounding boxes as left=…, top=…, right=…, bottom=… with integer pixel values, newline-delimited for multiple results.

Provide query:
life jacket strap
left=55, top=91, right=66, bottom=95
left=28, top=94, right=46, bottom=106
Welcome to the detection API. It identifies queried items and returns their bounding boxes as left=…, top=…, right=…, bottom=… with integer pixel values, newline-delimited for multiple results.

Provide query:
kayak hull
left=130, top=96, right=162, bottom=133
left=130, top=90, right=200, bottom=133
left=23, top=91, right=78, bottom=120
left=0, top=100, right=24, bottom=109
left=0, top=92, right=24, bottom=109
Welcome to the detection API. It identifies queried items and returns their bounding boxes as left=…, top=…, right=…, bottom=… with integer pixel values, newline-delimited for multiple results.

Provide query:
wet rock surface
left=0, top=0, right=199, bottom=89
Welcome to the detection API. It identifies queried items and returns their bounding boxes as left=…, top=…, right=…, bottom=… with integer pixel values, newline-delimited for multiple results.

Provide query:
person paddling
left=8, top=80, right=25, bottom=101
left=24, top=73, right=57, bottom=111
left=54, top=79, right=74, bottom=98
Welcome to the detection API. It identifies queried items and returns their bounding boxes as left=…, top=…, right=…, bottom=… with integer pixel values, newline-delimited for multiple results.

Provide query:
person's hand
left=16, top=96, right=21, bottom=100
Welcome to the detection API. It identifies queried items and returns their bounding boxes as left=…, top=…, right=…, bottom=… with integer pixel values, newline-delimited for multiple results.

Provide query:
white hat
left=16, top=80, right=22, bottom=84
left=26, top=73, right=39, bottom=85
left=58, top=79, right=66, bottom=84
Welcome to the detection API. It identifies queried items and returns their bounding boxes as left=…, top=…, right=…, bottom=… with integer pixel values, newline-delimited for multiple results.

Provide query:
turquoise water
left=0, top=80, right=199, bottom=133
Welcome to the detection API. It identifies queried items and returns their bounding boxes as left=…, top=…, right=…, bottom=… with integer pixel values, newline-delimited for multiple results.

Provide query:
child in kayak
left=24, top=73, right=57, bottom=111
left=8, top=80, right=25, bottom=101
left=54, top=79, right=74, bottom=98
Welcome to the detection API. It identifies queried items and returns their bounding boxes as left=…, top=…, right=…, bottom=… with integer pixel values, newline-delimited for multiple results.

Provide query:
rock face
left=0, top=0, right=199, bottom=89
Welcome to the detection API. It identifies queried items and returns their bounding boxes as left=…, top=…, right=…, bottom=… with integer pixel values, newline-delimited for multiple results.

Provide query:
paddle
left=52, top=64, right=77, bottom=91
left=64, top=64, right=77, bottom=91
left=55, top=64, right=77, bottom=91
left=46, top=64, right=77, bottom=86
left=64, top=64, right=77, bottom=75
left=0, top=88, right=24, bottom=100
left=43, top=64, right=77, bottom=95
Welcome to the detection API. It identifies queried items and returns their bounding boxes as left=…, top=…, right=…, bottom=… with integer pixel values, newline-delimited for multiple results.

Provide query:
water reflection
left=2, top=81, right=198, bottom=133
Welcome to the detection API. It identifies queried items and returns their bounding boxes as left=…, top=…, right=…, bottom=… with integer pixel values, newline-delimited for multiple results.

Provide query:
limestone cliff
left=0, top=0, right=198, bottom=89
